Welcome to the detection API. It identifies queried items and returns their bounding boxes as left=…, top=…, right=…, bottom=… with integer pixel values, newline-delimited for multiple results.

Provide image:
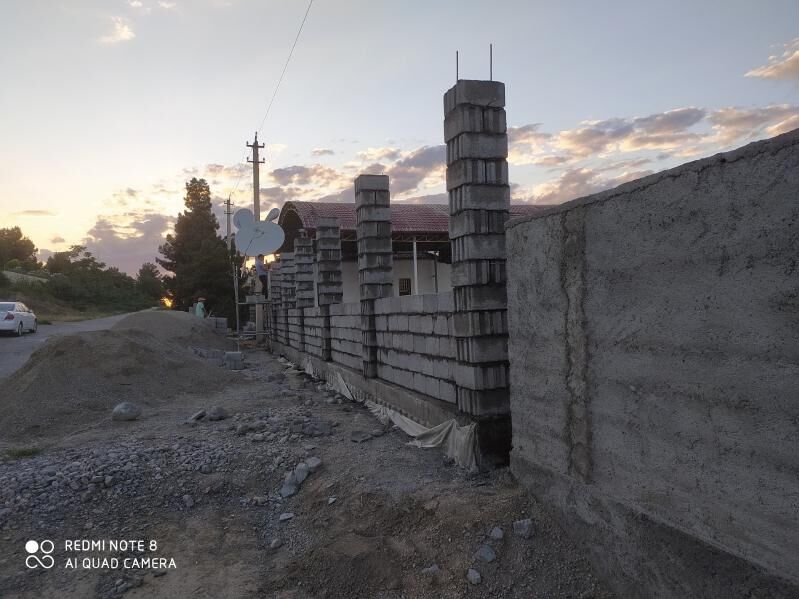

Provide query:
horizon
left=2, top=0, right=798, bottom=274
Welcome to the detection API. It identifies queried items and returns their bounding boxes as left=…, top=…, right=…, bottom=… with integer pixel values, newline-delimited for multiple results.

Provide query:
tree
left=136, top=262, right=164, bottom=300
left=157, top=178, right=238, bottom=317
left=0, top=227, right=38, bottom=270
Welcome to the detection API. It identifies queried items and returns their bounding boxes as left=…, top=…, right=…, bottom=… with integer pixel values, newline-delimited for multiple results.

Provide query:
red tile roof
left=279, top=201, right=551, bottom=234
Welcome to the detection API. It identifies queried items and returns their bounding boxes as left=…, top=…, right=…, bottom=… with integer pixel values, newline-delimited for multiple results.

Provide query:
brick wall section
left=269, top=260, right=287, bottom=345
left=316, top=217, right=344, bottom=361
left=301, top=306, right=325, bottom=359
left=294, top=235, right=315, bottom=353
left=444, top=79, right=511, bottom=419
left=328, top=302, right=362, bottom=372
left=374, top=292, right=457, bottom=403
left=355, top=174, right=394, bottom=378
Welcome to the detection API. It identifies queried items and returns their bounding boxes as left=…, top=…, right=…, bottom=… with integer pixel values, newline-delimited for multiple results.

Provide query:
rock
left=189, top=410, right=206, bottom=422
left=235, top=424, right=251, bottom=436
left=252, top=496, right=268, bottom=506
left=278, top=512, right=294, bottom=522
left=112, top=402, right=141, bottom=421
left=270, top=538, right=283, bottom=549
left=200, top=464, right=212, bottom=474
left=422, top=564, right=440, bottom=575
left=182, top=495, right=194, bottom=508
left=513, top=518, right=534, bottom=539
left=294, top=463, right=309, bottom=484
left=328, top=496, right=337, bottom=505
left=475, top=544, right=496, bottom=563
left=104, top=475, right=115, bottom=487
left=280, top=473, right=298, bottom=498
left=489, top=526, right=504, bottom=540
left=467, top=568, right=482, bottom=585
left=350, top=430, right=373, bottom=443
left=251, top=433, right=265, bottom=443
left=305, top=456, right=322, bottom=472
left=207, top=406, right=228, bottom=421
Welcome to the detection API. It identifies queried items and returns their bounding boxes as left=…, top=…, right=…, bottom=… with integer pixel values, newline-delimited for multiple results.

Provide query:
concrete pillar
left=316, top=217, right=343, bottom=361
left=280, top=251, right=295, bottom=348
left=294, top=232, right=315, bottom=354
left=269, top=259, right=282, bottom=346
left=355, top=174, right=393, bottom=378
left=444, top=79, right=511, bottom=465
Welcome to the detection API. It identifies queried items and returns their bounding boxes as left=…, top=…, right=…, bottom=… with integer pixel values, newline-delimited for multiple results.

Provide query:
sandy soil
left=0, top=313, right=613, bottom=598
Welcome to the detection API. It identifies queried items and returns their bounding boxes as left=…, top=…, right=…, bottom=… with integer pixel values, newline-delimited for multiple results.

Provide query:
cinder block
left=447, top=133, right=508, bottom=162
left=444, top=105, right=506, bottom=142
left=453, top=286, right=507, bottom=311
left=450, top=260, right=507, bottom=287
left=444, top=80, right=505, bottom=114
left=456, top=335, right=508, bottom=363
left=451, top=234, right=506, bottom=262
left=446, top=159, right=508, bottom=190
left=449, top=209, right=509, bottom=240
left=355, top=174, right=390, bottom=194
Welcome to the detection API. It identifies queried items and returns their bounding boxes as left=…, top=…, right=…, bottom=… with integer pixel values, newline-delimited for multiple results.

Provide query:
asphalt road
left=0, top=313, right=131, bottom=380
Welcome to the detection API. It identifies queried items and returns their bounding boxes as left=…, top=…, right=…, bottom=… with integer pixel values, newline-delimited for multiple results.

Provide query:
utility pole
left=246, top=132, right=266, bottom=345
left=224, top=196, right=233, bottom=251
left=246, top=132, right=265, bottom=221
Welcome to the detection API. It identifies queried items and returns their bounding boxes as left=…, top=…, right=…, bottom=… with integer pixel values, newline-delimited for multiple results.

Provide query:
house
left=276, top=200, right=548, bottom=303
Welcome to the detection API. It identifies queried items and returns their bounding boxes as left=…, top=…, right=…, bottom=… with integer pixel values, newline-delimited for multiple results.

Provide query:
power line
left=224, top=0, right=315, bottom=204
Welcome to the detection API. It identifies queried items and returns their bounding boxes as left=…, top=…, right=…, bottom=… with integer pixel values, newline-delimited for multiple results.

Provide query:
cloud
left=311, top=148, right=335, bottom=156
left=83, top=212, right=174, bottom=275
left=99, top=17, right=135, bottom=44
left=524, top=167, right=654, bottom=205
left=269, top=164, right=342, bottom=187
left=746, top=38, right=799, bottom=80
left=357, top=147, right=402, bottom=162
left=158, top=1, right=176, bottom=9
left=50, top=236, right=65, bottom=244
left=13, top=209, right=56, bottom=217
left=708, top=104, right=799, bottom=145
left=386, top=145, right=445, bottom=194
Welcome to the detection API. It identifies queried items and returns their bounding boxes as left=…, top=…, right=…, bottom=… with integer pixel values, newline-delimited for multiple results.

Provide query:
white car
left=0, top=302, right=38, bottom=336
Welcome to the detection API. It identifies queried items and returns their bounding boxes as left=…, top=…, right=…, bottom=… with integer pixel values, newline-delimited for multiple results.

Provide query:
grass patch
left=4, top=446, right=42, bottom=461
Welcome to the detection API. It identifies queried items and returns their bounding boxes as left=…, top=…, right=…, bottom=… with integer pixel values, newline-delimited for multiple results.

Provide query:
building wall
left=340, top=258, right=451, bottom=303
left=506, top=130, right=799, bottom=595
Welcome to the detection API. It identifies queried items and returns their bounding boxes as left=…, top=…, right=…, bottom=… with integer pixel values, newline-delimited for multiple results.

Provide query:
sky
left=1, top=0, right=798, bottom=274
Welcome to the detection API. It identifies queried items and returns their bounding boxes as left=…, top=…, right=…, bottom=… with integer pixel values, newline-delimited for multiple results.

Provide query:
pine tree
left=157, top=178, right=237, bottom=317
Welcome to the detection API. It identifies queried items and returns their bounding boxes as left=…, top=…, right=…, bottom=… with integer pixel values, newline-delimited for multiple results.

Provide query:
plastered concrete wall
left=374, top=292, right=457, bottom=403
left=506, top=130, right=799, bottom=592
left=341, top=259, right=452, bottom=303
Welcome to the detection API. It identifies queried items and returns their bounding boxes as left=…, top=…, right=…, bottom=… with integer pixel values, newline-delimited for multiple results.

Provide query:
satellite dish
left=265, top=207, right=280, bottom=222
left=233, top=208, right=285, bottom=255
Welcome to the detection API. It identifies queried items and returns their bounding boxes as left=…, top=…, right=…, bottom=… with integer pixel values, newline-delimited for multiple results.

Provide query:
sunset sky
left=2, top=0, right=798, bottom=273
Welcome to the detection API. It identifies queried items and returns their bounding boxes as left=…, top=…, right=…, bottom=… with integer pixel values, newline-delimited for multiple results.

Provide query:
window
left=398, top=278, right=411, bottom=296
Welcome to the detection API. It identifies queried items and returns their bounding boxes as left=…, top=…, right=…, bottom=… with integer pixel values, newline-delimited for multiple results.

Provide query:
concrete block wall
left=374, top=292, right=458, bottom=404
left=328, top=301, right=362, bottom=372
left=301, top=306, right=325, bottom=359
left=506, top=129, right=799, bottom=597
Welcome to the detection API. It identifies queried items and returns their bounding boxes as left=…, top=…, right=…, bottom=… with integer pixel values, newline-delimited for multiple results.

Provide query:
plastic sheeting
left=281, top=359, right=477, bottom=471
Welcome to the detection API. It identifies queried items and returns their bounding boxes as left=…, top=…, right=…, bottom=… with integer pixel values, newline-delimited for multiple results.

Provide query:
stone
left=207, top=406, right=228, bottom=421
left=189, top=410, right=206, bottom=422
left=513, top=518, right=533, bottom=539
left=200, top=464, right=212, bottom=474
left=270, top=538, right=282, bottom=549
left=251, top=433, right=265, bottom=443
left=252, top=496, right=268, bottom=506
left=489, top=526, right=504, bottom=540
left=350, top=430, right=373, bottom=443
left=328, top=496, right=337, bottom=505
left=278, top=512, right=294, bottom=522
left=467, top=569, right=482, bottom=585
left=474, top=544, right=496, bottom=563
left=182, top=495, right=194, bottom=508
left=112, top=402, right=141, bottom=421
left=280, top=473, right=298, bottom=498
left=422, top=564, right=440, bottom=575
left=306, top=456, right=322, bottom=472
left=294, top=463, right=309, bottom=484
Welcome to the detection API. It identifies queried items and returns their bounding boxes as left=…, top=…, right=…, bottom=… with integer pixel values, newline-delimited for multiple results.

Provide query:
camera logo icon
left=25, top=540, right=55, bottom=569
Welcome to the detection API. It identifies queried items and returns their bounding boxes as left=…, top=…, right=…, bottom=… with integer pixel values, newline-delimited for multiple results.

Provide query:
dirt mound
left=0, top=312, right=238, bottom=444
left=111, top=310, right=233, bottom=350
